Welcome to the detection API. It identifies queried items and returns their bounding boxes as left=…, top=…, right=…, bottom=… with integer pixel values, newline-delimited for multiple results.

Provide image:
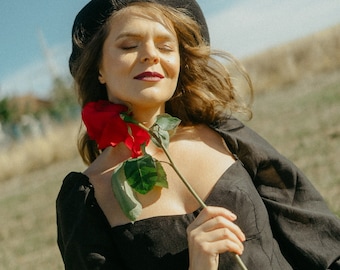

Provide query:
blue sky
left=1, top=0, right=340, bottom=98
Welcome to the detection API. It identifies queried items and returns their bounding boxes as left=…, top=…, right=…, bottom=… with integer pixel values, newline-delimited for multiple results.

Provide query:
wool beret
left=69, top=0, right=209, bottom=74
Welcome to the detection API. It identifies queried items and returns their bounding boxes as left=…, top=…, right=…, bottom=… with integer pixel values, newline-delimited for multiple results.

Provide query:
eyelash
left=159, top=45, right=173, bottom=52
left=121, top=46, right=137, bottom=50
left=120, top=44, right=173, bottom=52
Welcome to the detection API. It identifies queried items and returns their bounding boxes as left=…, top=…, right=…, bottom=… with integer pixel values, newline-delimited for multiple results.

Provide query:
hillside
left=0, top=24, right=339, bottom=270
left=242, top=23, right=340, bottom=92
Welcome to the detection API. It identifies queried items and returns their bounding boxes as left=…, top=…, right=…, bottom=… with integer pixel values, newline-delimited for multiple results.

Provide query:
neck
left=131, top=105, right=165, bottom=128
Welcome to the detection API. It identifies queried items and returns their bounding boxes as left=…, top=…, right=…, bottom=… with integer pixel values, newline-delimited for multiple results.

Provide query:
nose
left=140, top=43, right=160, bottom=64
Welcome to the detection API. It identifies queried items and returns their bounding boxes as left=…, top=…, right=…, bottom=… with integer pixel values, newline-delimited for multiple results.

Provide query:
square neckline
left=110, top=159, right=242, bottom=230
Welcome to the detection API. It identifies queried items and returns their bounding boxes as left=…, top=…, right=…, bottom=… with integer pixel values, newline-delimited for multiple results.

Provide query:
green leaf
left=124, top=154, right=167, bottom=194
left=155, top=114, right=181, bottom=131
left=149, top=114, right=181, bottom=149
left=111, top=163, right=142, bottom=221
left=150, top=126, right=170, bottom=148
left=154, top=159, right=168, bottom=188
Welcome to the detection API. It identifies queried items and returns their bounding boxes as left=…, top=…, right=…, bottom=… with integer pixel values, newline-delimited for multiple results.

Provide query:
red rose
left=81, top=100, right=150, bottom=158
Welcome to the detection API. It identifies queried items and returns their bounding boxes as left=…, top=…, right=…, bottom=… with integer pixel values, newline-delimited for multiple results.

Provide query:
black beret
left=69, top=0, right=209, bottom=74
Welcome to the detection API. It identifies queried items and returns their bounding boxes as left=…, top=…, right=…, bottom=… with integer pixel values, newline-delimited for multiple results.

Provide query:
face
left=98, top=6, right=181, bottom=112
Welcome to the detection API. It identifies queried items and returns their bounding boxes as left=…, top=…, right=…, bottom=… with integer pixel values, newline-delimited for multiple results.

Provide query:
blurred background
left=1, top=0, right=340, bottom=269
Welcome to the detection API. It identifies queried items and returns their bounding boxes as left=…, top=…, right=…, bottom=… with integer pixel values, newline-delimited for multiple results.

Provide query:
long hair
left=72, top=2, right=253, bottom=164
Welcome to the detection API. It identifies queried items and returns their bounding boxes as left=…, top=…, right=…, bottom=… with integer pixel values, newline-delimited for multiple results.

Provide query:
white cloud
left=1, top=0, right=340, bottom=98
left=0, top=44, right=70, bottom=98
left=206, top=0, right=340, bottom=57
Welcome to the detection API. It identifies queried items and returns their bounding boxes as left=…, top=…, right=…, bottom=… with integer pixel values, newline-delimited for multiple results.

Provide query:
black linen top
left=56, top=118, right=340, bottom=270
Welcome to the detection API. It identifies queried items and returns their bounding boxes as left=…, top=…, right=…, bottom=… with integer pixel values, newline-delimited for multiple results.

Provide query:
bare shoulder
left=167, top=124, right=235, bottom=200
left=170, top=124, right=233, bottom=158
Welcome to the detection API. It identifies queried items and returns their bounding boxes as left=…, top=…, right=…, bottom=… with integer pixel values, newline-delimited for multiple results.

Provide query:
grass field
left=248, top=69, right=340, bottom=214
left=1, top=70, right=339, bottom=269
left=1, top=25, right=339, bottom=269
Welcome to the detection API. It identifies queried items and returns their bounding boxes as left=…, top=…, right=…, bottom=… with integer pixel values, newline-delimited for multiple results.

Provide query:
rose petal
left=82, top=100, right=150, bottom=157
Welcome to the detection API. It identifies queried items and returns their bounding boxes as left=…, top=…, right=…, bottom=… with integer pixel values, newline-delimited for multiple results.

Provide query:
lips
left=133, top=71, right=164, bottom=81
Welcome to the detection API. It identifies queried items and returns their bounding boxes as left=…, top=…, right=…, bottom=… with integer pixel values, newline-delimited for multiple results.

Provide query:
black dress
left=56, top=119, right=340, bottom=270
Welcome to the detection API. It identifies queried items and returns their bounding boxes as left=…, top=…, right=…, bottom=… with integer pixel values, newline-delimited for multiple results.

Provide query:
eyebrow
left=115, top=32, right=176, bottom=42
left=115, top=32, right=142, bottom=41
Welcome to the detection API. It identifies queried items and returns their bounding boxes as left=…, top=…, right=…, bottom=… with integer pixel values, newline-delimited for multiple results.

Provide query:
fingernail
left=230, top=213, right=237, bottom=220
left=241, top=233, right=246, bottom=242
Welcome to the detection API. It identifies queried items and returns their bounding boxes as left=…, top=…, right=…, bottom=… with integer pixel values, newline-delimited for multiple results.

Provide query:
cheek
left=166, top=55, right=181, bottom=78
left=101, top=57, right=131, bottom=85
left=112, top=54, right=137, bottom=78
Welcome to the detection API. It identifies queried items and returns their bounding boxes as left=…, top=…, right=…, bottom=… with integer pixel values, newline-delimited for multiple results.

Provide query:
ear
left=98, top=70, right=106, bottom=84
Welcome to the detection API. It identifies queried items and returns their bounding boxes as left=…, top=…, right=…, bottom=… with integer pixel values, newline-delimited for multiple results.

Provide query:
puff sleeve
left=213, top=119, right=340, bottom=270
left=56, top=172, right=125, bottom=270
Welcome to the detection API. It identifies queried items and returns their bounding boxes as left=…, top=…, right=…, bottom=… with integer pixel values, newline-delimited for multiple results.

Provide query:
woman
left=57, top=0, right=340, bottom=269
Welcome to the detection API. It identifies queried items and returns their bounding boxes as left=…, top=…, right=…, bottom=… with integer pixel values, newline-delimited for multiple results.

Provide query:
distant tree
left=0, top=98, right=9, bottom=122
left=0, top=97, right=15, bottom=123
left=48, top=76, right=79, bottom=120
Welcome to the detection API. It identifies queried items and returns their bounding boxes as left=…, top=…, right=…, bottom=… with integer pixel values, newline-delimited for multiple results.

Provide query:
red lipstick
left=134, top=71, right=164, bottom=81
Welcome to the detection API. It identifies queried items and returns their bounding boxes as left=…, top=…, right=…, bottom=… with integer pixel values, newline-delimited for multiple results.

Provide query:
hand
left=84, top=143, right=131, bottom=178
left=187, top=206, right=245, bottom=270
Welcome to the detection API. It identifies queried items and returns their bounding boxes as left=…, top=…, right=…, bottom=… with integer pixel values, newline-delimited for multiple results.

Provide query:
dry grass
left=0, top=121, right=83, bottom=269
left=0, top=156, right=85, bottom=270
left=247, top=69, right=340, bottom=214
left=0, top=121, right=80, bottom=182
left=243, top=24, right=340, bottom=93
left=1, top=24, right=339, bottom=269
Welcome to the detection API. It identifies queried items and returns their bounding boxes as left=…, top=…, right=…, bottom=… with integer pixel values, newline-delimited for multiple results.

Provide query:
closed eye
left=157, top=42, right=176, bottom=52
left=118, top=38, right=140, bottom=51
left=121, top=45, right=138, bottom=50
left=158, top=45, right=173, bottom=52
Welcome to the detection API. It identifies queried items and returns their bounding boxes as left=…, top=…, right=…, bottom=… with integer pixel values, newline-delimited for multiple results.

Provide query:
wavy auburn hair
left=72, top=2, right=253, bottom=164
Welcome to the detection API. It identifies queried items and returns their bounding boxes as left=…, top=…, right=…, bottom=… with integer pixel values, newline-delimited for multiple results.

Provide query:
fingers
left=187, top=206, right=245, bottom=255
left=193, top=206, right=238, bottom=225
left=84, top=144, right=131, bottom=177
left=201, top=215, right=246, bottom=244
left=205, top=227, right=244, bottom=255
